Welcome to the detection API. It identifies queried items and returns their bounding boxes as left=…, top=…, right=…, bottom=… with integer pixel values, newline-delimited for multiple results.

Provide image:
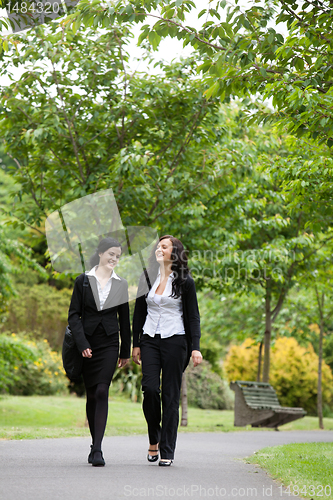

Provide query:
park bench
left=230, top=380, right=306, bottom=429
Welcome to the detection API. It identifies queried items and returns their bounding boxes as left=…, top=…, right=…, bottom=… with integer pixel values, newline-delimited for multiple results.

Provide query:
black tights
left=86, top=383, right=109, bottom=451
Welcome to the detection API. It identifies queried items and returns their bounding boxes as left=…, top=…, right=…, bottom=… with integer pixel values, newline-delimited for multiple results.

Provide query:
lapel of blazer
left=103, top=277, right=123, bottom=310
left=87, top=276, right=101, bottom=311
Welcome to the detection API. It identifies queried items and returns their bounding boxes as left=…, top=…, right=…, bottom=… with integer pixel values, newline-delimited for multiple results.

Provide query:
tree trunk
left=262, top=287, right=272, bottom=383
left=257, top=341, right=263, bottom=382
left=180, top=371, right=188, bottom=426
left=318, top=319, right=324, bottom=429
left=315, top=288, right=325, bottom=430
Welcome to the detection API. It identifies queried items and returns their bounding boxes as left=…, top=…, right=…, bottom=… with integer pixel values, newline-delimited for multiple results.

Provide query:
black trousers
left=140, top=333, right=187, bottom=460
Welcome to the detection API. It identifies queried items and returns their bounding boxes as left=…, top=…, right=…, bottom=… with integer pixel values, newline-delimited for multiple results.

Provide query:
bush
left=0, top=284, right=71, bottom=350
left=224, top=337, right=333, bottom=415
left=111, top=359, right=234, bottom=411
left=111, top=360, right=143, bottom=402
left=0, top=333, right=68, bottom=395
left=186, top=360, right=234, bottom=410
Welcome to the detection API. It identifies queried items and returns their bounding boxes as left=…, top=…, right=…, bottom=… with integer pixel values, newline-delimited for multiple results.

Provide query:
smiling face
left=155, top=238, right=173, bottom=265
left=98, top=246, right=121, bottom=270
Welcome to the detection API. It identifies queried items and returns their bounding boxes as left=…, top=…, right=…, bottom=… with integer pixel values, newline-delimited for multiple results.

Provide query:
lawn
left=247, top=442, right=333, bottom=500
left=0, top=395, right=332, bottom=440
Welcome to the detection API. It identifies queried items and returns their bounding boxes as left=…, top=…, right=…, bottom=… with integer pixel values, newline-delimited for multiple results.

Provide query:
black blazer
left=68, top=273, right=131, bottom=358
left=132, top=273, right=201, bottom=369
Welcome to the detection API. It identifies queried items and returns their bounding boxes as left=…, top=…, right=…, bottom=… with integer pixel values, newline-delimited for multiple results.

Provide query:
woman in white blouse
left=68, top=237, right=130, bottom=467
left=132, top=235, right=203, bottom=466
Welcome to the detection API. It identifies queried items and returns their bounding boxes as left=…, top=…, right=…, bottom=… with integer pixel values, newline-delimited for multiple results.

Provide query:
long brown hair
left=147, top=234, right=190, bottom=298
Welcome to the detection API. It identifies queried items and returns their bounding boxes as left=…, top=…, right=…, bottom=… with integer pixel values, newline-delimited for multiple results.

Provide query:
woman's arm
left=117, top=281, right=131, bottom=359
left=68, top=275, right=92, bottom=354
left=131, top=279, right=148, bottom=365
left=184, top=277, right=201, bottom=351
left=183, top=277, right=203, bottom=366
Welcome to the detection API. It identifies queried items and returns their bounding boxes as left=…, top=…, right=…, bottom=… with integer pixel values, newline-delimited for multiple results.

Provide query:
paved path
left=0, top=431, right=332, bottom=500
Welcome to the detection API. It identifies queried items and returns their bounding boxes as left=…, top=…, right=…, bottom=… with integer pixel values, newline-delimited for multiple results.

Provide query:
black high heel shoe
left=147, top=448, right=159, bottom=463
left=88, top=445, right=93, bottom=464
left=91, top=449, right=105, bottom=467
left=159, top=459, right=173, bottom=466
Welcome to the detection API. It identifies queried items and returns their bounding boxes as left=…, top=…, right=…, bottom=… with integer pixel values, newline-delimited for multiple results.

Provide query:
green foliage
left=111, top=360, right=142, bottom=403
left=0, top=143, right=16, bottom=171
left=111, top=357, right=234, bottom=410
left=198, top=289, right=275, bottom=350
left=186, top=359, right=234, bottom=410
left=224, top=337, right=333, bottom=415
left=1, top=283, right=71, bottom=350
left=0, top=168, right=47, bottom=315
left=39, top=0, right=333, bottom=231
left=199, top=329, right=224, bottom=375
left=0, top=227, right=47, bottom=315
left=0, top=22, right=221, bottom=234
left=53, top=0, right=333, bottom=147
left=0, top=333, right=68, bottom=395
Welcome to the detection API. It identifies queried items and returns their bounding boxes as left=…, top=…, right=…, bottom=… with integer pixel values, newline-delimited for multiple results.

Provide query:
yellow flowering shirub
left=0, top=333, right=68, bottom=395
left=224, top=337, right=333, bottom=414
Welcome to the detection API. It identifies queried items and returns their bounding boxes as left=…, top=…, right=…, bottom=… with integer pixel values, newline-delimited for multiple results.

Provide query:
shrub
left=111, top=360, right=143, bottom=402
left=224, top=338, right=258, bottom=382
left=224, top=337, right=333, bottom=415
left=1, top=284, right=71, bottom=350
left=111, top=359, right=234, bottom=410
left=0, top=333, right=68, bottom=395
left=186, top=360, right=234, bottom=410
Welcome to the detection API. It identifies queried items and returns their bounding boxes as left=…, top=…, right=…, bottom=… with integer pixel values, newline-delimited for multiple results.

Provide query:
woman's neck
left=95, top=265, right=113, bottom=280
left=159, top=263, right=172, bottom=280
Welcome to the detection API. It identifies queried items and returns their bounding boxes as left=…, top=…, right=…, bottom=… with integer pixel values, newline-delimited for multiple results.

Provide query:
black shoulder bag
left=62, top=274, right=88, bottom=381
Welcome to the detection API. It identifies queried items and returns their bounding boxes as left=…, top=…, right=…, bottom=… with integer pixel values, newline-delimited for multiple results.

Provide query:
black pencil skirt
left=82, top=323, right=119, bottom=388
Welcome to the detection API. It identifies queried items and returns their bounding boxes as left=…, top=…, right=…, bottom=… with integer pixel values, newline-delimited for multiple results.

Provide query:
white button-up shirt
left=143, top=271, right=185, bottom=338
left=86, top=266, right=121, bottom=310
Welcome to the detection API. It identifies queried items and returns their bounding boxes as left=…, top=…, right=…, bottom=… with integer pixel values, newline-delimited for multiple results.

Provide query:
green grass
left=0, top=395, right=333, bottom=440
left=247, top=442, right=333, bottom=499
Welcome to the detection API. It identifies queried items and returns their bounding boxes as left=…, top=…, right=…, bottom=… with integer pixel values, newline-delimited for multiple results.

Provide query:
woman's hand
left=191, top=350, right=203, bottom=367
left=118, top=358, right=130, bottom=368
left=82, top=348, right=92, bottom=358
left=132, top=347, right=141, bottom=365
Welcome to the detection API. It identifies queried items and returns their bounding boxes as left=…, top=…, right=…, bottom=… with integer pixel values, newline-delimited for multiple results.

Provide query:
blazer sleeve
left=132, top=272, right=148, bottom=348
left=117, top=280, right=131, bottom=359
left=68, top=274, right=91, bottom=353
left=132, top=294, right=148, bottom=348
left=183, top=276, right=201, bottom=352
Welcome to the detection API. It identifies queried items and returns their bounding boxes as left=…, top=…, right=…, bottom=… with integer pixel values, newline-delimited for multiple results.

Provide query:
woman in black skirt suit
left=68, top=237, right=131, bottom=467
left=132, top=235, right=202, bottom=466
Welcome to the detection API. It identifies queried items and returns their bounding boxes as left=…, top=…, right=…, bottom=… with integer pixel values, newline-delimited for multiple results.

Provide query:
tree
left=286, top=246, right=333, bottom=428
left=33, top=0, right=333, bottom=148
left=0, top=169, right=46, bottom=314
left=0, top=22, right=222, bottom=235
left=0, top=21, right=223, bottom=414
left=186, top=104, right=333, bottom=382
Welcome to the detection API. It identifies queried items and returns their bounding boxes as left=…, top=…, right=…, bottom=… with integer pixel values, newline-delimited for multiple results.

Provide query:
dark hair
left=147, top=234, right=190, bottom=299
left=89, top=237, right=122, bottom=268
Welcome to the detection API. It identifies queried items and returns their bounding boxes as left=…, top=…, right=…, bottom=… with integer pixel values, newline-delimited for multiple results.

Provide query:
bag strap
left=81, top=274, right=89, bottom=321
left=143, top=269, right=152, bottom=292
